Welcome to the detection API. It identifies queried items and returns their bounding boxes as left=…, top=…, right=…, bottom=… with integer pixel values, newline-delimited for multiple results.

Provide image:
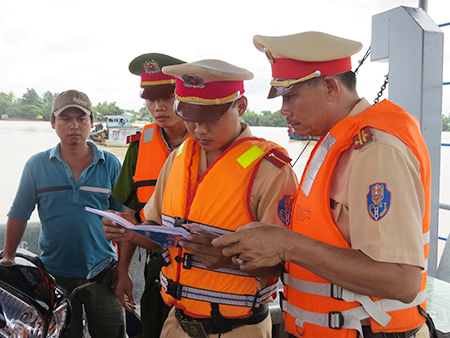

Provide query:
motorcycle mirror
left=86, top=256, right=116, bottom=283
left=0, top=304, right=5, bottom=329
left=68, top=256, right=116, bottom=300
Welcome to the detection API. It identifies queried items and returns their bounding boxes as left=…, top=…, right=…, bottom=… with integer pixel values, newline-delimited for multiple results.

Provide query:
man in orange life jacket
left=110, top=53, right=189, bottom=338
left=212, top=32, right=435, bottom=338
left=103, top=59, right=298, bottom=337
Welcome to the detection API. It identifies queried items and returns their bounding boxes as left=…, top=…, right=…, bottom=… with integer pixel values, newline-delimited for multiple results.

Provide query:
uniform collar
left=348, top=97, right=371, bottom=117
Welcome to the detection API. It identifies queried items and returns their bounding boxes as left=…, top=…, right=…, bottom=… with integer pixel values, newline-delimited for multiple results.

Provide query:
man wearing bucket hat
left=110, top=53, right=189, bottom=338
left=212, top=32, right=434, bottom=338
left=103, top=59, right=298, bottom=337
left=1, top=89, right=126, bottom=337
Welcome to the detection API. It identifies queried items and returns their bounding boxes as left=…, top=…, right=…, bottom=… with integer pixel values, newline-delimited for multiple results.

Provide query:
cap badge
left=143, top=60, right=161, bottom=74
left=182, top=74, right=205, bottom=88
left=264, top=47, right=274, bottom=64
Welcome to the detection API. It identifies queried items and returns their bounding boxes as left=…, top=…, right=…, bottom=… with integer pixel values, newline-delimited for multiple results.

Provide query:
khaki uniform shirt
left=144, top=123, right=298, bottom=228
left=330, top=98, right=425, bottom=269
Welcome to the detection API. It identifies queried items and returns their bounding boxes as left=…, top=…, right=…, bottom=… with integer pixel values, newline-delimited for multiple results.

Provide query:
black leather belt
left=175, top=304, right=269, bottom=337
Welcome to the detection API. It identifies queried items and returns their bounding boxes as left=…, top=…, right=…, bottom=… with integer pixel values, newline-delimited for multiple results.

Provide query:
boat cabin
left=106, top=115, right=133, bottom=128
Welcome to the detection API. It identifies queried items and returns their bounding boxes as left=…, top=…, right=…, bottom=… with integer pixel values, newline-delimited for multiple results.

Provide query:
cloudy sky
left=1, top=0, right=449, bottom=115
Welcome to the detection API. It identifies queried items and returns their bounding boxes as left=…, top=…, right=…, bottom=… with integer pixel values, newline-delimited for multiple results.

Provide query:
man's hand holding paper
left=88, top=207, right=191, bottom=249
left=97, top=209, right=138, bottom=243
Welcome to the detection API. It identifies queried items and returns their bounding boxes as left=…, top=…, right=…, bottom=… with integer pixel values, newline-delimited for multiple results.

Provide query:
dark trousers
left=56, top=271, right=125, bottom=338
left=140, top=260, right=171, bottom=338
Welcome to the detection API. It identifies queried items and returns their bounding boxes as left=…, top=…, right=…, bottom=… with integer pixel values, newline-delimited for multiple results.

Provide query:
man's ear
left=237, top=96, right=248, bottom=117
left=323, top=76, right=340, bottom=102
left=50, top=114, right=56, bottom=129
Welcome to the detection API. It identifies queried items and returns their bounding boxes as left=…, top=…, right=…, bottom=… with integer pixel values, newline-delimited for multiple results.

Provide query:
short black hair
left=336, top=71, right=357, bottom=91
left=306, top=71, right=356, bottom=91
left=231, top=97, right=242, bottom=108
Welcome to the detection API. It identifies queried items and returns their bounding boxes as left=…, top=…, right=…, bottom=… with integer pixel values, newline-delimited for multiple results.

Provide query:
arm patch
left=353, top=127, right=373, bottom=150
left=127, top=132, right=141, bottom=144
left=264, top=149, right=292, bottom=168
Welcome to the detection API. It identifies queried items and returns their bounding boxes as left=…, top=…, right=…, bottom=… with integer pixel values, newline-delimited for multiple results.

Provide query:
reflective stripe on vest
left=282, top=272, right=427, bottom=330
left=301, top=133, right=337, bottom=197
left=160, top=271, right=277, bottom=308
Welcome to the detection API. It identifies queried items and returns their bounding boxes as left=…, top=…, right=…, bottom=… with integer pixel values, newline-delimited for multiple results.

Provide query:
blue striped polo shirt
left=8, top=142, right=125, bottom=278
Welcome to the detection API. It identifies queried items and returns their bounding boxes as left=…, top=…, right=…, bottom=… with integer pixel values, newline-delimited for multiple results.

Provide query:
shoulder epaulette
left=353, top=126, right=373, bottom=150
left=127, top=132, right=141, bottom=144
left=264, top=149, right=291, bottom=168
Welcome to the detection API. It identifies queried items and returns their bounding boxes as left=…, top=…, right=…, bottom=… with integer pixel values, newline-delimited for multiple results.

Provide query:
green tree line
left=0, top=89, right=136, bottom=122
left=0, top=89, right=290, bottom=127
left=4, top=89, right=450, bottom=130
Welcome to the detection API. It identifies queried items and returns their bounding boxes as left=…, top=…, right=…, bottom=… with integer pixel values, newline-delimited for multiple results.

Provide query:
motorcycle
left=0, top=248, right=116, bottom=338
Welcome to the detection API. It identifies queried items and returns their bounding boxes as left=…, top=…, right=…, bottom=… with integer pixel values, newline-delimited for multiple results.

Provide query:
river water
left=1, top=120, right=450, bottom=260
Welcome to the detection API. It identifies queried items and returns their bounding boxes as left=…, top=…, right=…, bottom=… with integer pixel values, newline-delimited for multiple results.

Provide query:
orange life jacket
left=160, top=136, right=291, bottom=318
left=283, top=100, right=430, bottom=337
left=133, top=123, right=188, bottom=221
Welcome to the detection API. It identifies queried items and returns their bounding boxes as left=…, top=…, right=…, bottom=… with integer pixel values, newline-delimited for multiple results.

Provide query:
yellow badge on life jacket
left=353, top=126, right=373, bottom=150
left=237, top=146, right=265, bottom=169
left=176, top=141, right=186, bottom=157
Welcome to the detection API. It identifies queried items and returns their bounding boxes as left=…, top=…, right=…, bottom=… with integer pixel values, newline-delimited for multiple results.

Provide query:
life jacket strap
left=283, top=273, right=392, bottom=326
left=281, top=294, right=363, bottom=335
left=281, top=281, right=427, bottom=336
left=160, top=272, right=277, bottom=308
left=180, top=253, right=258, bottom=279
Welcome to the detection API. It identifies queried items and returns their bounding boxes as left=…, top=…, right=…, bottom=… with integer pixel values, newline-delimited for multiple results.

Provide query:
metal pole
left=419, top=0, right=428, bottom=12
left=371, top=6, right=443, bottom=276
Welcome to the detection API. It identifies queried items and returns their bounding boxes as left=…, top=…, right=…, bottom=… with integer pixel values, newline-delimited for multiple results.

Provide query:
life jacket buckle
left=167, top=279, right=183, bottom=300
left=183, top=253, right=193, bottom=269
left=330, top=284, right=343, bottom=300
left=149, top=252, right=170, bottom=269
left=328, top=311, right=344, bottom=329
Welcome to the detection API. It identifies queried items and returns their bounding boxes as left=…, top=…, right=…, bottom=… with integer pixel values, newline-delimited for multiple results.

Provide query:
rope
left=293, top=139, right=312, bottom=167
left=354, top=46, right=371, bottom=74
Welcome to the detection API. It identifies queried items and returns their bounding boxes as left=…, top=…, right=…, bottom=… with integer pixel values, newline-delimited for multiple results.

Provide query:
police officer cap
left=253, top=31, right=363, bottom=98
left=129, top=53, right=185, bottom=100
left=162, top=59, right=254, bottom=122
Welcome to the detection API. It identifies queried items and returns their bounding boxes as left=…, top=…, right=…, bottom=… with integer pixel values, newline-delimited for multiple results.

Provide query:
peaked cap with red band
left=162, top=59, right=254, bottom=122
left=253, top=31, right=363, bottom=98
left=128, top=53, right=185, bottom=100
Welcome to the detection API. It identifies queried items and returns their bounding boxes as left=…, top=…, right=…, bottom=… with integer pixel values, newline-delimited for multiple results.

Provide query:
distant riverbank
left=1, top=117, right=47, bottom=121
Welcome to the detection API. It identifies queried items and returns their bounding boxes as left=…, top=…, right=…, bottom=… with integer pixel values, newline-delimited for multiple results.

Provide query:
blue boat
left=90, top=115, right=141, bottom=147
left=288, top=127, right=319, bottom=141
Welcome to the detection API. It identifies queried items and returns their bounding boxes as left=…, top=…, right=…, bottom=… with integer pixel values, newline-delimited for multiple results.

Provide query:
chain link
left=374, top=74, right=389, bottom=104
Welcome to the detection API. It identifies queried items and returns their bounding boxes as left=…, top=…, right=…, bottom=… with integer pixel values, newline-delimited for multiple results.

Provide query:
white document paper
left=85, top=206, right=191, bottom=248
